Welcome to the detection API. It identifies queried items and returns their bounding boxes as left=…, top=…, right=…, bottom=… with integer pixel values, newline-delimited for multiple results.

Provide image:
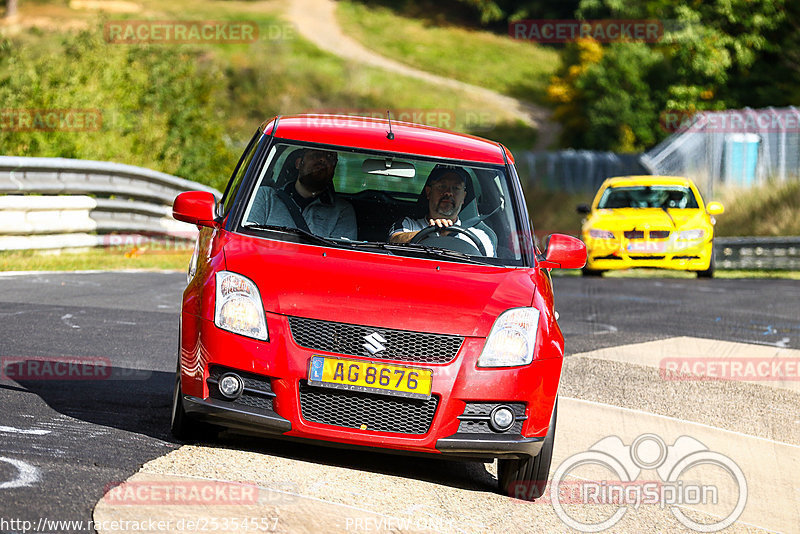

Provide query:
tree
left=548, top=0, right=795, bottom=150
left=5, top=0, right=18, bottom=18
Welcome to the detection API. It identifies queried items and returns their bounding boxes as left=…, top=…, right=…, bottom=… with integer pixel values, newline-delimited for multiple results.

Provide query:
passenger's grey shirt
left=248, top=183, right=357, bottom=240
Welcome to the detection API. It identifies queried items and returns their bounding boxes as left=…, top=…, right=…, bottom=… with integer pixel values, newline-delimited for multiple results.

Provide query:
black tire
left=581, top=266, right=604, bottom=277
left=498, top=398, right=558, bottom=500
left=170, top=362, right=219, bottom=442
left=696, top=252, right=715, bottom=278
left=170, top=366, right=194, bottom=440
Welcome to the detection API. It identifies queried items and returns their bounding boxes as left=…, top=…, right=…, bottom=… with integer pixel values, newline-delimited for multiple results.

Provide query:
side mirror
left=706, top=201, right=724, bottom=215
left=538, top=234, right=587, bottom=270
left=173, top=191, right=217, bottom=227
left=576, top=203, right=591, bottom=215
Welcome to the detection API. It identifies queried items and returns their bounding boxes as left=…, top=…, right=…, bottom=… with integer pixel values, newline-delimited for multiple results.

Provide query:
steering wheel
left=410, top=225, right=487, bottom=256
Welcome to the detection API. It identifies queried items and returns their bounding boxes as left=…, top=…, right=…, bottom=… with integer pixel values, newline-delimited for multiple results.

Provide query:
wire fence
left=515, top=150, right=647, bottom=194
left=642, top=107, right=800, bottom=198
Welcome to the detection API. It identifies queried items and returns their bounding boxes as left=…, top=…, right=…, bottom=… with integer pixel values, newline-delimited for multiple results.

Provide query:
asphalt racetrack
left=0, top=271, right=798, bottom=533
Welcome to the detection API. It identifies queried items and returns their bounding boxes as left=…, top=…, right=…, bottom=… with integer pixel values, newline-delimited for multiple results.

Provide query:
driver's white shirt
left=389, top=217, right=495, bottom=257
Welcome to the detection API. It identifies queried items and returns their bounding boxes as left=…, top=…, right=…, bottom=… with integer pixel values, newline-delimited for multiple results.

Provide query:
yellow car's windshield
left=598, top=185, right=699, bottom=209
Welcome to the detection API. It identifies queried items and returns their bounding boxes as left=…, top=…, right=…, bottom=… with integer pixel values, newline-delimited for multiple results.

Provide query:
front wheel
left=696, top=251, right=715, bottom=278
left=498, top=398, right=558, bottom=499
left=170, top=362, right=218, bottom=442
left=581, top=267, right=604, bottom=277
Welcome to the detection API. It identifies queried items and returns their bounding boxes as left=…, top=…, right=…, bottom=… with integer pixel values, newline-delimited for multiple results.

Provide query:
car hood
left=586, top=208, right=710, bottom=230
left=222, top=235, right=535, bottom=338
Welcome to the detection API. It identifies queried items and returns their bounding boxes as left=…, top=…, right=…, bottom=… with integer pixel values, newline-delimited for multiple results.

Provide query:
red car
left=170, top=115, right=585, bottom=497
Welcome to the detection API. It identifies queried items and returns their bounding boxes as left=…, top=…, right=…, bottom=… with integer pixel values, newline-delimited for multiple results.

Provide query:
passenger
left=388, top=165, right=495, bottom=256
left=253, top=149, right=357, bottom=240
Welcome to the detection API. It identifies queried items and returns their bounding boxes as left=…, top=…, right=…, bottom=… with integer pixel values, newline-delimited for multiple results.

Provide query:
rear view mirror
left=706, top=201, right=724, bottom=215
left=538, top=234, right=587, bottom=270
left=173, top=191, right=216, bottom=227
left=576, top=203, right=591, bottom=215
left=362, top=158, right=416, bottom=178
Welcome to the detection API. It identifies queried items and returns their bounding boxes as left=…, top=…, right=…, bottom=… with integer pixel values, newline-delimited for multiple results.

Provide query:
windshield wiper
left=394, top=242, right=493, bottom=265
left=241, top=224, right=345, bottom=247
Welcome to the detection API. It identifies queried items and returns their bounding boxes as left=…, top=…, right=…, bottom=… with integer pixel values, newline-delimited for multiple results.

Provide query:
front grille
left=592, top=254, right=623, bottom=260
left=628, top=255, right=666, bottom=260
left=457, top=402, right=526, bottom=434
left=208, top=366, right=275, bottom=413
left=298, top=381, right=438, bottom=434
left=672, top=255, right=700, bottom=260
left=649, top=230, right=671, bottom=239
left=624, top=230, right=645, bottom=239
left=288, top=316, right=463, bottom=364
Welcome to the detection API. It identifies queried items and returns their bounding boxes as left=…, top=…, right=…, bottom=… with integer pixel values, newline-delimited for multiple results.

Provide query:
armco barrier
left=0, top=156, right=220, bottom=251
left=715, top=237, right=800, bottom=270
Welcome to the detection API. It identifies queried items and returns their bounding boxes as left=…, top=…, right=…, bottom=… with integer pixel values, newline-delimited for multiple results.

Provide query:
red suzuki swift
left=171, top=115, right=585, bottom=497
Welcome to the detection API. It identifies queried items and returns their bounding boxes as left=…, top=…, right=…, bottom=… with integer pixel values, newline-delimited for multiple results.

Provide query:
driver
left=388, top=165, right=495, bottom=256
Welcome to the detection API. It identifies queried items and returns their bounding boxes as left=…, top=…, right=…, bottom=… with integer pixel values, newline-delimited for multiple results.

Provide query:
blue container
left=724, top=133, right=760, bottom=186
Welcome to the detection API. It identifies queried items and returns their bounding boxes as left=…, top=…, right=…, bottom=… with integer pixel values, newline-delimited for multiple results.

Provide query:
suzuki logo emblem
left=363, top=332, right=387, bottom=355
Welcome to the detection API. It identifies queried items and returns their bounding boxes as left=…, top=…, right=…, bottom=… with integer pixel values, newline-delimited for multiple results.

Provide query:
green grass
left=1, top=1, right=540, bottom=183
left=336, top=1, right=560, bottom=105
left=0, top=248, right=193, bottom=272
left=715, top=181, right=800, bottom=237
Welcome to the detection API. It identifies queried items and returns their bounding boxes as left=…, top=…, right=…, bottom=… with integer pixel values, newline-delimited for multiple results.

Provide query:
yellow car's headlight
left=677, top=229, right=705, bottom=240
left=589, top=229, right=615, bottom=239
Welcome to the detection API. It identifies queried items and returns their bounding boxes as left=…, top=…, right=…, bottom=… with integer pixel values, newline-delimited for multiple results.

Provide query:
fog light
left=489, top=406, right=515, bottom=432
left=218, top=373, right=243, bottom=399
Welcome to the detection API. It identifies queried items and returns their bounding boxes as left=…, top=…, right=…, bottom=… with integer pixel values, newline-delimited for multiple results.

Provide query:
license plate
left=627, top=241, right=666, bottom=253
left=307, top=356, right=432, bottom=399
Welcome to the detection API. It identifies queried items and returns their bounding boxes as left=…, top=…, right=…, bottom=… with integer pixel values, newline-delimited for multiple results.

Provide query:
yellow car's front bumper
left=584, top=237, right=713, bottom=272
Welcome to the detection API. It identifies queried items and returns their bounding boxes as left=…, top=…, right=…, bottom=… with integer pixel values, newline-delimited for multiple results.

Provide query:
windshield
left=238, top=141, right=525, bottom=266
left=597, top=185, right=699, bottom=209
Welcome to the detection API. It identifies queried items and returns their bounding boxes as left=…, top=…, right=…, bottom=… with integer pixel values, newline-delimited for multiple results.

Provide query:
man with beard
left=253, top=148, right=357, bottom=240
left=388, top=165, right=495, bottom=256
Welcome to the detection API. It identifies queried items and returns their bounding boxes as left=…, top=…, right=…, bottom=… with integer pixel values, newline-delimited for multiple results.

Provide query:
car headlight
left=214, top=271, right=268, bottom=340
left=677, top=229, right=705, bottom=240
left=589, top=229, right=615, bottom=239
left=477, top=308, right=540, bottom=368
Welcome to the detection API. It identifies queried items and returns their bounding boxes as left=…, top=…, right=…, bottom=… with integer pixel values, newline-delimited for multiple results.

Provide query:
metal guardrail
left=0, top=156, right=220, bottom=251
left=715, top=237, right=800, bottom=270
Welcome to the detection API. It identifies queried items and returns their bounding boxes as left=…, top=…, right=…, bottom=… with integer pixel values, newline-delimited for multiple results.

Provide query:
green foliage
left=336, top=1, right=560, bottom=104
left=0, top=29, right=234, bottom=190
left=549, top=0, right=798, bottom=151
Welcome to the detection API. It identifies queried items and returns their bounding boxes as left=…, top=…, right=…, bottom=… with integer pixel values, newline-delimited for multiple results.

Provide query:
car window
left=218, top=130, right=260, bottom=218
left=238, top=141, right=525, bottom=266
left=598, top=186, right=699, bottom=209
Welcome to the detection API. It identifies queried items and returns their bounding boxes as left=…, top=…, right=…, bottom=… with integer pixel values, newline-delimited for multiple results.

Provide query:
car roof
left=603, top=175, right=697, bottom=187
left=261, top=115, right=512, bottom=165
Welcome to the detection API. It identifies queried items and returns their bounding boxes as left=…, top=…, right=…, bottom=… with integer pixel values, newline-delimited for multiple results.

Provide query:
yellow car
left=577, top=176, right=724, bottom=277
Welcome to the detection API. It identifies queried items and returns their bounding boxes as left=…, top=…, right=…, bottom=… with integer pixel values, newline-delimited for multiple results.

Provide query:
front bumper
left=183, top=393, right=544, bottom=459
left=179, top=312, right=561, bottom=459
left=585, top=238, right=712, bottom=271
